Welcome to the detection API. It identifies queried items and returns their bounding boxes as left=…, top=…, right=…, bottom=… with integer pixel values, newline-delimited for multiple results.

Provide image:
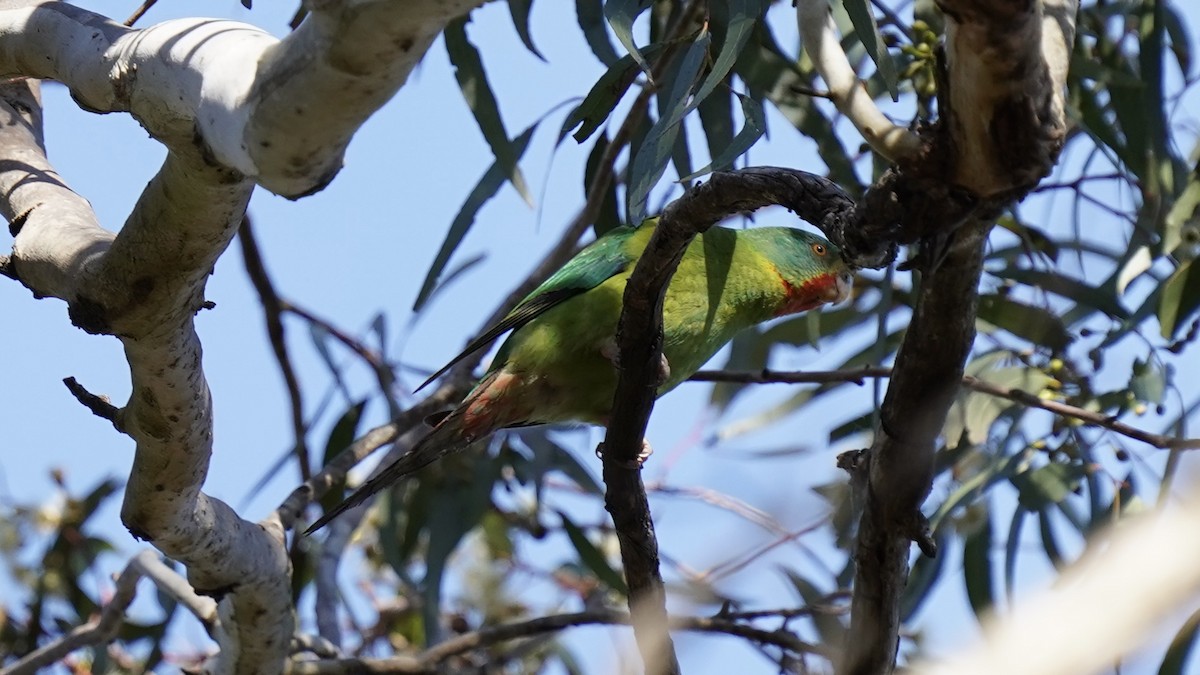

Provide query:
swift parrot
left=307, top=219, right=852, bottom=533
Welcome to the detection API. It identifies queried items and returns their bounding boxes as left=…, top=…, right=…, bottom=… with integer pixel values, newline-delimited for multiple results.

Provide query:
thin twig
left=123, top=0, right=158, bottom=26
left=417, top=609, right=833, bottom=664
left=282, top=300, right=402, bottom=416
left=62, top=376, right=124, bottom=432
left=239, top=218, right=311, bottom=481
left=688, top=368, right=1200, bottom=450
left=275, top=385, right=462, bottom=531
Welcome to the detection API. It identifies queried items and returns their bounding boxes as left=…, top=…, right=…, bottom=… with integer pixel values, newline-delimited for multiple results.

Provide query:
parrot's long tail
left=304, top=413, right=474, bottom=535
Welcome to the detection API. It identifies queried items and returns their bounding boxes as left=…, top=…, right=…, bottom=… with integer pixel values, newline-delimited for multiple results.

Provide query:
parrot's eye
left=811, top=243, right=827, bottom=256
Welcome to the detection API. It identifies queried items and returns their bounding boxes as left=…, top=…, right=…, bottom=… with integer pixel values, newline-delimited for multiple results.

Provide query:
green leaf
left=1038, top=508, right=1066, bottom=570
left=962, top=505, right=995, bottom=620
left=993, top=268, right=1129, bottom=321
left=565, top=43, right=670, bottom=143
left=577, top=0, right=621, bottom=66
left=445, top=18, right=534, bottom=207
left=583, top=133, right=623, bottom=235
left=1131, top=357, right=1168, bottom=404
left=318, top=399, right=369, bottom=510
left=943, top=352, right=1055, bottom=447
left=679, top=92, right=766, bottom=182
left=779, top=568, right=845, bottom=645
left=1003, top=506, right=1028, bottom=605
left=508, top=0, right=545, bottom=60
left=1158, top=607, right=1200, bottom=675
left=558, top=512, right=628, bottom=594
left=734, top=24, right=862, bottom=192
left=626, top=29, right=711, bottom=224
left=1162, top=174, right=1200, bottom=254
left=696, top=86, right=735, bottom=167
left=414, top=124, right=538, bottom=311
left=1158, top=258, right=1200, bottom=338
left=1011, top=462, right=1088, bottom=511
left=837, top=0, right=899, bottom=99
left=604, top=0, right=653, bottom=76
left=977, top=294, right=1072, bottom=352
left=691, top=0, right=763, bottom=108
left=421, top=459, right=499, bottom=643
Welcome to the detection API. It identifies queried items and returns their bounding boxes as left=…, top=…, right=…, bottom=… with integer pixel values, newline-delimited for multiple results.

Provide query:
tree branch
left=285, top=608, right=833, bottom=674
left=796, top=0, right=923, bottom=163
left=239, top=217, right=311, bottom=481
left=689, top=368, right=1200, bottom=450
left=62, top=376, right=124, bottom=432
left=599, top=166, right=874, bottom=675
left=913, top=484, right=1200, bottom=675
left=1, top=550, right=219, bottom=675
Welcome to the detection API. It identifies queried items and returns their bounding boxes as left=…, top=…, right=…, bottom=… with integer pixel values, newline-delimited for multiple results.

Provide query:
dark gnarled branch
left=600, top=167, right=868, bottom=675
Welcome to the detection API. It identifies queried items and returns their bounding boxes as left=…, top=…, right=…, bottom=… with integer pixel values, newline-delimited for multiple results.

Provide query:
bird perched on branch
left=306, top=219, right=852, bottom=534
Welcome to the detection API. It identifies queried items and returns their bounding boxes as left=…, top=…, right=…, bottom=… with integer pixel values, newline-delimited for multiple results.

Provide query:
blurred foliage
left=5, top=0, right=1200, bottom=672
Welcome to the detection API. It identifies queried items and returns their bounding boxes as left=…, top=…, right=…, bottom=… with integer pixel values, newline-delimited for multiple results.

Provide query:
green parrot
left=307, top=219, right=852, bottom=533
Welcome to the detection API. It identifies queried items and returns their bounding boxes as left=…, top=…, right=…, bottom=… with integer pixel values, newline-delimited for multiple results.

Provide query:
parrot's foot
left=600, top=339, right=671, bottom=384
left=595, top=439, right=653, bottom=469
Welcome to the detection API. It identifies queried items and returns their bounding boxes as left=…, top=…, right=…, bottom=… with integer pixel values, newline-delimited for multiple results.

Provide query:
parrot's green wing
left=414, top=225, right=644, bottom=392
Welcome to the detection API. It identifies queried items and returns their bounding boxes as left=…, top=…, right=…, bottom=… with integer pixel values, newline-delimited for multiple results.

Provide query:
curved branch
left=600, top=166, right=879, bottom=675
left=796, top=0, right=922, bottom=163
left=0, top=0, right=486, bottom=197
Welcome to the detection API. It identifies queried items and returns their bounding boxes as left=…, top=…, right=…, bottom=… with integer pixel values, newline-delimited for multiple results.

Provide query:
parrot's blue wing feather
left=413, top=226, right=640, bottom=393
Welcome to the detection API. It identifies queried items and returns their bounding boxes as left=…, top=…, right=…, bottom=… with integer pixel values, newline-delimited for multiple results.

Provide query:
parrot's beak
left=823, top=270, right=854, bottom=305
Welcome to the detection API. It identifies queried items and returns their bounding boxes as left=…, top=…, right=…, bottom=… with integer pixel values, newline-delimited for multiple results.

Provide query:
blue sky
left=2, top=1, right=1199, bottom=672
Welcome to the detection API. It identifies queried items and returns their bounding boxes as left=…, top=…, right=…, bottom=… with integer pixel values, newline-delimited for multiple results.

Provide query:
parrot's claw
left=595, top=439, right=653, bottom=469
left=600, top=339, right=671, bottom=385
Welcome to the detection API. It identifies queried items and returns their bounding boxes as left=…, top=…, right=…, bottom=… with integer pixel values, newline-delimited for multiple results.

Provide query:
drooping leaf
left=318, top=399, right=369, bottom=511
left=837, top=0, right=899, bottom=99
left=565, top=43, right=670, bottom=143
left=994, top=268, right=1128, bottom=321
left=1004, top=506, right=1028, bottom=605
left=508, top=0, right=545, bottom=60
left=445, top=18, right=534, bottom=207
left=1011, top=461, right=1088, bottom=511
left=576, top=0, right=621, bottom=66
left=962, top=504, right=995, bottom=620
left=691, top=0, right=763, bottom=108
left=779, top=567, right=845, bottom=646
left=1162, top=173, right=1200, bottom=254
left=583, top=133, right=623, bottom=235
left=414, top=124, right=537, bottom=311
left=977, top=294, right=1072, bottom=352
left=1158, top=257, right=1200, bottom=338
left=679, top=93, right=766, bottom=182
left=559, top=512, right=628, bottom=594
left=943, top=352, right=1055, bottom=448
left=626, top=29, right=710, bottom=224
left=604, top=0, right=654, bottom=76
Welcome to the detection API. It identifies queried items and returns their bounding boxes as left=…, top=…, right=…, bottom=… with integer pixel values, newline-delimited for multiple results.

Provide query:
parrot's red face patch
left=775, top=270, right=853, bottom=316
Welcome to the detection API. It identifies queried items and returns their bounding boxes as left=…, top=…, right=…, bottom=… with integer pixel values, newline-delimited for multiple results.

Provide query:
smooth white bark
left=796, top=0, right=922, bottom=163
left=914, top=493, right=1200, bottom=675
left=0, top=0, right=486, bottom=671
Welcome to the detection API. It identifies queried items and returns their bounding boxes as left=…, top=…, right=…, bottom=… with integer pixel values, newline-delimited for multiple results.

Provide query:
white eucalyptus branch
left=796, top=0, right=922, bottom=163
left=0, top=0, right=485, bottom=197
left=914, top=491, right=1200, bottom=675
